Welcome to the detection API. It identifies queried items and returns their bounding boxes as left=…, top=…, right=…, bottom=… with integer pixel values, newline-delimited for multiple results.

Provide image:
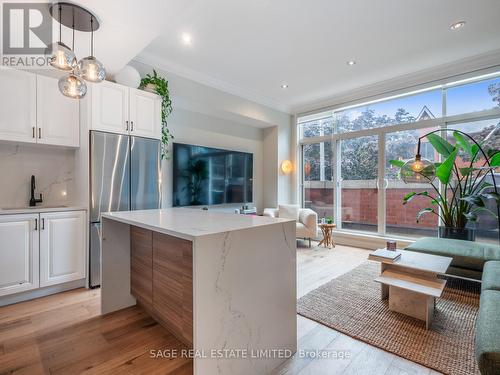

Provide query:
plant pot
left=438, top=226, right=475, bottom=241
left=143, top=83, right=157, bottom=93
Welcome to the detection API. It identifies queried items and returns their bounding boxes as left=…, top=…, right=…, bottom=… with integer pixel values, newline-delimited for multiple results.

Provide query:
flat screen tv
left=173, top=143, right=253, bottom=207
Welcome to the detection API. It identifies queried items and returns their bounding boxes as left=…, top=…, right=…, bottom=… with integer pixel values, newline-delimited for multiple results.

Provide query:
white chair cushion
left=278, top=204, right=300, bottom=221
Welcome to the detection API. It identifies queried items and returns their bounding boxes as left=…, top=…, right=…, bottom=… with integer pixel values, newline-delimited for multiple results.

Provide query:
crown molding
left=134, top=52, right=292, bottom=114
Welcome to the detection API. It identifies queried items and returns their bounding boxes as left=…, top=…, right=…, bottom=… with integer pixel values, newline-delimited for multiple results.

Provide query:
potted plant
left=140, top=70, right=173, bottom=159
left=389, top=130, right=500, bottom=241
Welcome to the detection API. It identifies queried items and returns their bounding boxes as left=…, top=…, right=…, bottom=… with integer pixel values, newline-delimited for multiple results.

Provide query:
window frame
left=298, top=72, right=500, bottom=241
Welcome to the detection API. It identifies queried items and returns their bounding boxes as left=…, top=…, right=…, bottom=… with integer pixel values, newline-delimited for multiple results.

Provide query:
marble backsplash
left=0, top=143, right=76, bottom=209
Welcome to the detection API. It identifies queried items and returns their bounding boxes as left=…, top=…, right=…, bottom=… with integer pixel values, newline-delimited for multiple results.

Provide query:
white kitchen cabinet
left=90, top=81, right=161, bottom=139
left=129, top=88, right=162, bottom=139
left=0, top=69, right=80, bottom=147
left=0, top=68, right=37, bottom=144
left=91, top=80, right=129, bottom=134
left=36, top=75, right=80, bottom=147
left=0, top=214, right=39, bottom=297
left=39, top=210, right=86, bottom=287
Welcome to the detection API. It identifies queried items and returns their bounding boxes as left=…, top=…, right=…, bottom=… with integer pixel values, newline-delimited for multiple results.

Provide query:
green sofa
left=404, top=238, right=500, bottom=375
left=476, top=261, right=500, bottom=375
left=405, top=237, right=500, bottom=280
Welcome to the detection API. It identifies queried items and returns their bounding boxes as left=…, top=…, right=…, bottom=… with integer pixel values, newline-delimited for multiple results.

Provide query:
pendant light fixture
left=49, top=3, right=105, bottom=99
left=58, top=9, right=87, bottom=99
left=76, top=18, right=105, bottom=82
left=47, top=4, right=76, bottom=71
left=58, top=73, right=87, bottom=99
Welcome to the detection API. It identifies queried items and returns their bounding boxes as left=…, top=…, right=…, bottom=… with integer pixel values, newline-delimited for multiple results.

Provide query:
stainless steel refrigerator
left=89, top=131, right=161, bottom=288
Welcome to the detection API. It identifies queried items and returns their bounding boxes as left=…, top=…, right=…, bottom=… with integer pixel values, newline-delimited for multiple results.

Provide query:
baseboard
left=0, top=279, right=86, bottom=307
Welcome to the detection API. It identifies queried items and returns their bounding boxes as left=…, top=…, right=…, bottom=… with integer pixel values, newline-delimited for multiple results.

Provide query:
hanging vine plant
left=140, top=70, right=173, bottom=159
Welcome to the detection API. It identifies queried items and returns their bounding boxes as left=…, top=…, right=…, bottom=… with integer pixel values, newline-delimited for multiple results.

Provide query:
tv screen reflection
left=173, top=143, right=253, bottom=207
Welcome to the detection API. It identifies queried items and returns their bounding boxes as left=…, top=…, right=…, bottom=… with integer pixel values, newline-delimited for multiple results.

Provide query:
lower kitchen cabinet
left=0, top=210, right=86, bottom=297
left=0, top=214, right=39, bottom=297
left=39, top=211, right=86, bottom=287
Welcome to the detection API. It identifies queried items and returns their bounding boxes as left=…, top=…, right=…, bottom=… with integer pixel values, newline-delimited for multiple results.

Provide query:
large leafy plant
left=389, top=131, right=500, bottom=228
left=140, top=70, right=173, bottom=159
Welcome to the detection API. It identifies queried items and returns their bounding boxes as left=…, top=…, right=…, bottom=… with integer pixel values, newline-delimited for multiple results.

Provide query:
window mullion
left=378, top=134, right=386, bottom=235
left=334, top=139, right=342, bottom=229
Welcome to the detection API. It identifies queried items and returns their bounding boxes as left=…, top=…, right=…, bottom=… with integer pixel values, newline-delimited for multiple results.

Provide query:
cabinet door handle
left=32, top=127, right=35, bottom=138
left=41, top=218, right=45, bottom=230
left=126, top=120, right=129, bottom=131
left=131, top=121, right=134, bottom=132
left=38, top=128, right=41, bottom=139
left=34, top=218, right=38, bottom=230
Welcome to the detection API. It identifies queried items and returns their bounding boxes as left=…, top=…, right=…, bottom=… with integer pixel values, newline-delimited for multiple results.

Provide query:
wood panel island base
left=101, top=208, right=297, bottom=375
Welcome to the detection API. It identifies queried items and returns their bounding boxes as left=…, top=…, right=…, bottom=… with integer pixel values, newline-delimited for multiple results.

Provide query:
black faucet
left=29, top=175, right=43, bottom=207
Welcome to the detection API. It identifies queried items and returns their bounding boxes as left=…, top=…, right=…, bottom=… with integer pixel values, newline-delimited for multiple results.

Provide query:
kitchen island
left=101, top=208, right=296, bottom=375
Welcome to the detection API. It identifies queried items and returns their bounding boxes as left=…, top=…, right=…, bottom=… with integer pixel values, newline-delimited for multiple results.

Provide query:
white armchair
left=263, top=205, right=318, bottom=247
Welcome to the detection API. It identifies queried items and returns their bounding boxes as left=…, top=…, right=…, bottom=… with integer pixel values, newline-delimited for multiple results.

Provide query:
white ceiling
left=137, top=0, right=500, bottom=114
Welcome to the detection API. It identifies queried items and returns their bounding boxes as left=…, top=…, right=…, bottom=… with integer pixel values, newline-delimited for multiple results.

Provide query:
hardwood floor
left=0, top=289, right=192, bottom=374
left=0, top=241, right=440, bottom=375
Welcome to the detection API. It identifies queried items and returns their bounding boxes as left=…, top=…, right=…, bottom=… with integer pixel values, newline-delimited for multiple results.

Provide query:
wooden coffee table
left=369, top=249, right=452, bottom=329
left=318, top=223, right=336, bottom=248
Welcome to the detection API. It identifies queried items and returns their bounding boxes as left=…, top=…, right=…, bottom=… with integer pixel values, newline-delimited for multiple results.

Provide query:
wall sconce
left=281, top=160, right=293, bottom=174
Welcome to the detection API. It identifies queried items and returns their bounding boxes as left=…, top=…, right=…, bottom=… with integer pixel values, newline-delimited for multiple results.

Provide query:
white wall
left=129, top=60, right=295, bottom=210
left=161, top=107, right=264, bottom=212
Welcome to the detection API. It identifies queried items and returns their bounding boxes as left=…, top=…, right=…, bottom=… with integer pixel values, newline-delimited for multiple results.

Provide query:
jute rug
left=297, top=261, right=481, bottom=375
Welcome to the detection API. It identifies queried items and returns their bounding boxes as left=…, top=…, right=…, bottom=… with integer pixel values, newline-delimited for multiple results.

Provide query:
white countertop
left=102, top=208, right=294, bottom=240
left=0, top=205, right=87, bottom=215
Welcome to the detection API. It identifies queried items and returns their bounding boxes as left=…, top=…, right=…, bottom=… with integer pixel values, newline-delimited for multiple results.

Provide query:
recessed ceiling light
left=281, top=84, right=288, bottom=89
left=182, top=33, right=192, bottom=45
left=347, top=60, right=356, bottom=66
left=450, top=21, right=466, bottom=30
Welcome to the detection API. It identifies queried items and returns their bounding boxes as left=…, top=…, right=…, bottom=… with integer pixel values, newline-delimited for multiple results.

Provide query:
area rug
left=297, top=261, right=481, bottom=375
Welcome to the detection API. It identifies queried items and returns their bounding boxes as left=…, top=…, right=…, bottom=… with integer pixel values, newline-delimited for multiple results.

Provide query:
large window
left=298, top=72, right=500, bottom=243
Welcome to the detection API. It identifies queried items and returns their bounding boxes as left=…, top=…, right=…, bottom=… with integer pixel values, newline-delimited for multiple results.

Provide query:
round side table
left=318, top=223, right=336, bottom=248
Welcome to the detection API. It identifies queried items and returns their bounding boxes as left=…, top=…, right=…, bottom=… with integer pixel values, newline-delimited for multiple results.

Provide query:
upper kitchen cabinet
left=0, top=69, right=80, bottom=147
left=91, top=80, right=129, bottom=135
left=0, top=68, right=37, bottom=143
left=129, top=88, right=161, bottom=139
left=89, top=80, right=161, bottom=140
left=36, top=75, right=80, bottom=147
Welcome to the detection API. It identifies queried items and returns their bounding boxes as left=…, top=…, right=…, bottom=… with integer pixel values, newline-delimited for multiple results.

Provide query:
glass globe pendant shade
left=400, top=156, right=436, bottom=184
left=48, top=42, right=77, bottom=71
left=58, top=73, right=87, bottom=99
left=76, top=56, right=106, bottom=82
